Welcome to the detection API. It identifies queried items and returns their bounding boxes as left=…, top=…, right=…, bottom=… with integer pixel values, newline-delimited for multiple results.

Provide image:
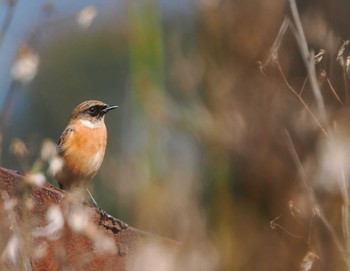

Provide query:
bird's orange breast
left=61, top=122, right=107, bottom=182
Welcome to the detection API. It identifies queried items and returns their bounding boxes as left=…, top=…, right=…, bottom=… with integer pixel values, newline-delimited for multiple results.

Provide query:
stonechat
left=54, top=100, right=127, bottom=228
left=54, top=100, right=117, bottom=189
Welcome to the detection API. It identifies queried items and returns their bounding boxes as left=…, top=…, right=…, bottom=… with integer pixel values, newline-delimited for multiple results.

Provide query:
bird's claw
left=97, top=207, right=128, bottom=230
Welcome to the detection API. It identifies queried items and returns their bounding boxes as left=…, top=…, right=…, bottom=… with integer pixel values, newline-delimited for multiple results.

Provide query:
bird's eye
left=88, top=106, right=97, bottom=113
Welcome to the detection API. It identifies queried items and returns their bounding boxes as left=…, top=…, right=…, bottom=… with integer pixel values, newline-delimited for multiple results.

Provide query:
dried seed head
left=10, top=138, right=28, bottom=158
left=11, top=44, right=39, bottom=84
left=76, top=6, right=97, bottom=29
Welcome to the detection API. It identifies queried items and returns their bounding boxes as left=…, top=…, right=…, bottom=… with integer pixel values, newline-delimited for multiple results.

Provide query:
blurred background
left=2, top=0, right=350, bottom=270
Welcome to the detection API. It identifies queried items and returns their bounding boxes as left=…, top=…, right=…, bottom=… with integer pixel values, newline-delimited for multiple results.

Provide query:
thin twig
left=284, top=130, right=350, bottom=267
left=0, top=81, right=19, bottom=136
left=342, top=66, right=349, bottom=105
left=289, top=0, right=327, bottom=125
left=0, top=0, right=18, bottom=49
left=299, top=75, right=309, bottom=96
left=336, top=39, right=349, bottom=104
left=275, top=57, right=328, bottom=137
left=270, top=215, right=304, bottom=239
left=0, top=0, right=19, bottom=164
left=263, top=17, right=291, bottom=67
left=0, top=80, right=20, bottom=164
left=307, top=214, right=316, bottom=246
left=326, top=78, right=344, bottom=105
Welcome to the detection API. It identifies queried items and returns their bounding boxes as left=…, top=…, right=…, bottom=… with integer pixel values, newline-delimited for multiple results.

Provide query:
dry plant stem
left=270, top=215, right=303, bottom=239
left=0, top=1, right=19, bottom=163
left=263, top=17, right=290, bottom=67
left=307, top=215, right=315, bottom=246
left=342, top=67, right=349, bottom=105
left=289, top=0, right=327, bottom=123
left=261, top=4, right=329, bottom=129
left=2, top=190, right=32, bottom=270
left=0, top=0, right=17, bottom=49
left=275, top=58, right=328, bottom=137
left=285, top=130, right=350, bottom=267
left=326, top=78, right=344, bottom=105
left=299, top=75, right=309, bottom=96
left=342, top=205, right=350, bottom=250
left=0, top=81, right=19, bottom=136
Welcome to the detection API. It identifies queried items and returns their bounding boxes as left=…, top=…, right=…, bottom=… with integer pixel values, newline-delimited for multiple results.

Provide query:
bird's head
left=70, top=100, right=118, bottom=127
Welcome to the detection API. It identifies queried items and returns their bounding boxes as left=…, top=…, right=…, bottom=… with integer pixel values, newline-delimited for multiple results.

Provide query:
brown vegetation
left=0, top=167, right=179, bottom=270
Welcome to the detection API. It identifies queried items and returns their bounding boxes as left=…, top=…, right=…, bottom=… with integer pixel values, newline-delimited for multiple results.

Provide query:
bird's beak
left=102, top=105, right=118, bottom=114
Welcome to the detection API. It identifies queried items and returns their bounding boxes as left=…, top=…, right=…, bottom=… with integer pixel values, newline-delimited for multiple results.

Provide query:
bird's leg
left=86, top=188, right=99, bottom=208
left=86, top=188, right=128, bottom=229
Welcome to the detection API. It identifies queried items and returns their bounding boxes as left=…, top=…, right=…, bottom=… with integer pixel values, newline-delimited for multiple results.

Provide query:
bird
left=54, top=100, right=127, bottom=228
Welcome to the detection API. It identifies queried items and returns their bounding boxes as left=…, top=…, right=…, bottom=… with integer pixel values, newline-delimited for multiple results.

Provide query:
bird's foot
left=97, top=207, right=128, bottom=230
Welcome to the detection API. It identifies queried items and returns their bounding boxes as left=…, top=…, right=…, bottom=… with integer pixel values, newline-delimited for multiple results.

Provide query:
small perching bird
left=53, top=100, right=127, bottom=228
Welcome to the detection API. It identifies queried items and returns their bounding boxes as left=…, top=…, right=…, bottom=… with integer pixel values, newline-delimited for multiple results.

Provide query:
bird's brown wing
left=57, top=127, right=75, bottom=156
